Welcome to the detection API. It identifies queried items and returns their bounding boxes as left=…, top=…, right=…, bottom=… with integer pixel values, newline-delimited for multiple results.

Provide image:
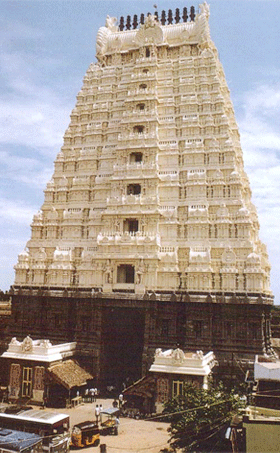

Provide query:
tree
left=163, top=382, right=245, bottom=452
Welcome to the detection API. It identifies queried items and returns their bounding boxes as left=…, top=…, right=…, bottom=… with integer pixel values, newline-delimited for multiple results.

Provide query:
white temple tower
left=11, top=4, right=274, bottom=385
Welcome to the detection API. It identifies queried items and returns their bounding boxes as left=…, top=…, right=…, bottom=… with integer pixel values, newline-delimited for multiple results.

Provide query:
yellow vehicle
left=71, top=421, right=100, bottom=448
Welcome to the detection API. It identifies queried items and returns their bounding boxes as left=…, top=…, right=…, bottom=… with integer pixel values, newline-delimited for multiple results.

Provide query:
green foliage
left=163, top=381, right=245, bottom=452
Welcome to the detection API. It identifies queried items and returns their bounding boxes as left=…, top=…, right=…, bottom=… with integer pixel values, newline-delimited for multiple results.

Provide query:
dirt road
left=55, top=398, right=171, bottom=453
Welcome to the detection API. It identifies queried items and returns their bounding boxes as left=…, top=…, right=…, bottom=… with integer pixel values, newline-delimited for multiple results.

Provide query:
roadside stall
left=100, top=408, right=119, bottom=436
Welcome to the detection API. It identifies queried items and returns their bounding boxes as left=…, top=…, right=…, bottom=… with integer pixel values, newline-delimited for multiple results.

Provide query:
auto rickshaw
left=71, top=421, right=100, bottom=448
left=100, top=407, right=120, bottom=435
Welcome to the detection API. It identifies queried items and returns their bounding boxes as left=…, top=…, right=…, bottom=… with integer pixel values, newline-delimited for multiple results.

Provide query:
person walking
left=95, top=404, right=100, bottom=424
left=118, top=393, right=123, bottom=408
left=99, top=404, right=103, bottom=423
left=114, top=417, right=120, bottom=435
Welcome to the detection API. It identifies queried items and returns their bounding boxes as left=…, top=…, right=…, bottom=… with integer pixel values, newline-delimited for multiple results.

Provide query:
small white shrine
left=150, top=348, right=216, bottom=380
left=1, top=336, right=92, bottom=406
left=2, top=336, right=76, bottom=362
left=149, top=348, right=217, bottom=412
left=254, top=355, right=280, bottom=382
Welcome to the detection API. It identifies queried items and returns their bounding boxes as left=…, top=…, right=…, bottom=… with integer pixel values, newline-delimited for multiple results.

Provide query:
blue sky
left=1, top=1, right=280, bottom=302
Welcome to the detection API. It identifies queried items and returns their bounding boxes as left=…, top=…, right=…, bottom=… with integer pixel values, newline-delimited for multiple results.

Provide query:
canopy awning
left=100, top=407, right=120, bottom=416
left=48, top=360, right=93, bottom=390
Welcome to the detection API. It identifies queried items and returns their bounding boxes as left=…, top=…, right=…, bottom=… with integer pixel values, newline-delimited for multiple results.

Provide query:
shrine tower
left=10, top=4, right=274, bottom=386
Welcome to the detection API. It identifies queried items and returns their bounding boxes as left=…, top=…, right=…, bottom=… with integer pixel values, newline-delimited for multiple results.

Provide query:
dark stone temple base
left=8, top=289, right=274, bottom=389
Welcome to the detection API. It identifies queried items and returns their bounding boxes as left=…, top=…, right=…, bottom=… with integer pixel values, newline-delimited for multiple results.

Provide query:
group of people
left=84, top=387, right=98, bottom=402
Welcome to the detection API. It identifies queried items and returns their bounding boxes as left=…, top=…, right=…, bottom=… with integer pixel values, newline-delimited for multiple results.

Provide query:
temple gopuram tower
left=11, top=3, right=274, bottom=386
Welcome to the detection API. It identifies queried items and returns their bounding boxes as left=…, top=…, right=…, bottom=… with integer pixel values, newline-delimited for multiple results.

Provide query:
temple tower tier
left=10, top=4, right=274, bottom=386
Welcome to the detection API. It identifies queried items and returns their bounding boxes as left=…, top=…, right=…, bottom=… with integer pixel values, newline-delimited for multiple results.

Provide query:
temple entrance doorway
left=100, top=307, right=145, bottom=392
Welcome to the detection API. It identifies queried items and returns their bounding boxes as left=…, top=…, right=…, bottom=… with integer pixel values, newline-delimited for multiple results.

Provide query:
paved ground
left=49, top=398, right=171, bottom=453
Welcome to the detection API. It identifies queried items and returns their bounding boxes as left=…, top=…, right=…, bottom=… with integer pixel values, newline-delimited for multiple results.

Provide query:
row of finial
left=119, top=7, right=196, bottom=31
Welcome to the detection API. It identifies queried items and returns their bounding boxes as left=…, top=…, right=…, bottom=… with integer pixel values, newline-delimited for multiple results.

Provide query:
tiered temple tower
left=10, top=4, right=274, bottom=386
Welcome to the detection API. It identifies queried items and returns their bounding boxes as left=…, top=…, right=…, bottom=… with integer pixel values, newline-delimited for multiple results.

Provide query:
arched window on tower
left=117, top=264, right=135, bottom=283
left=127, top=184, right=141, bottom=195
left=124, top=218, right=139, bottom=233
left=137, top=103, right=145, bottom=111
left=139, top=83, right=147, bottom=90
left=133, top=125, right=144, bottom=134
left=130, top=152, right=143, bottom=163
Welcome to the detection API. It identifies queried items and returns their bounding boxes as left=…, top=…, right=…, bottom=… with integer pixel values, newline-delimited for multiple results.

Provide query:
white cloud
left=243, top=85, right=280, bottom=114
left=237, top=83, right=280, bottom=201
left=0, top=84, right=70, bottom=153
left=0, top=197, right=35, bottom=225
left=13, top=167, right=54, bottom=189
left=0, top=150, right=53, bottom=189
left=239, top=84, right=280, bottom=155
left=0, top=237, right=27, bottom=247
left=237, top=83, right=280, bottom=301
left=0, top=24, right=72, bottom=192
left=0, top=33, right=72, bottom=155
left=0, top=18, right=44, bottom=43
